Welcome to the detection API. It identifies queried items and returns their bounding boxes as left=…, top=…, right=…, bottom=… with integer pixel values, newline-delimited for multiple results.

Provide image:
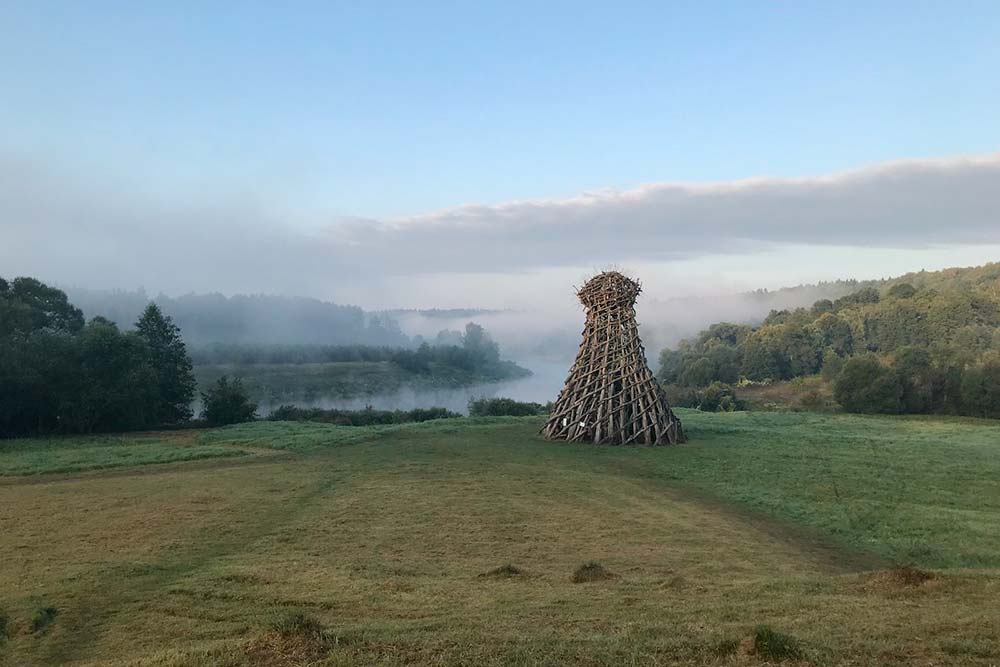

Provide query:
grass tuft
left=751, top=625, right=802, bottom=661
left=267, top=610, right=326, bottom=638
left=479, top=563, right=523, bottom=578
left=30, top=606, right=58, bottom=635
left=712, top=637, right=740, bottom=657
left=571, top=561, right=616, bottom=583
left=247, top=611, right=338, bottom=665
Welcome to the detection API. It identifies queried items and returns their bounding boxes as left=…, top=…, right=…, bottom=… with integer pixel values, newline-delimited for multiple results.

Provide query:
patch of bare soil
left=864, top=566, right=937, bottom=593
left=244, top=629, right=331, bottom=666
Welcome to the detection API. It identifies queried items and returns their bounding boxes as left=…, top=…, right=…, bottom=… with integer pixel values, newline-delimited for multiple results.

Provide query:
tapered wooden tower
left=542, top=271, right=684, bottom=445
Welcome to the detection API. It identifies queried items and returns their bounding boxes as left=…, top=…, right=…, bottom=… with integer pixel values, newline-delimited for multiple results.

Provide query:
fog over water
left=248, top=358, right=569, bottom=416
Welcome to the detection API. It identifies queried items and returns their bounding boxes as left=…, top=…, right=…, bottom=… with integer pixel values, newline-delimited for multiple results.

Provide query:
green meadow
left=2, top=410, right=999, bottom=666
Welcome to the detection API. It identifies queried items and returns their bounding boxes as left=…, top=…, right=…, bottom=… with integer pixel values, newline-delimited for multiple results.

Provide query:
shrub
left=31, top=606, right=58, bottom=634
left=467, top=397, right=549, bottom=417
left=698, top=382, right=743, bottom=412
left=663, top=384, right=700, bottom=408
left=0, top=609, right=9, bottom=644
left=268, top=611, right=326, bottom=637
left=834, top=356, right=902, bottom=414
left=269, top=405, right=460, bottom=426
left=571, top=561, right=615, bottom=583
left=200, top=376, right=258, bottom=426
left=752, top=625, right=802, bottom=661
left=665, top=383, right=743, bottom=412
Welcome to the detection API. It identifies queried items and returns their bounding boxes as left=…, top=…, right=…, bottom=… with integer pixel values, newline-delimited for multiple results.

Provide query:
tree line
left=2, top=277, right=529, bottom=436
left=658, top=262, right=1000, bottom=418
left=1, top=277, right=197, bottom=436
left=390, top=323, right=529, bottom=380
left=191, top=343, right=409, bottom=365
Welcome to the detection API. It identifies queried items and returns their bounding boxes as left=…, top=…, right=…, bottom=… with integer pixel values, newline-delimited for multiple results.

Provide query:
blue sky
left=3, top=2, right=999, bottom=221
left=2, top=2, right=1000, bottom=310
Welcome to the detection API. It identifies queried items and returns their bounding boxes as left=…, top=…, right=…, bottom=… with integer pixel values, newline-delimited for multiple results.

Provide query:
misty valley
left=7, top=10, right=1000, bottom=665
left=6, top=265, right=1000, bottom=667
left=6, top=260, right=1000, bottom=438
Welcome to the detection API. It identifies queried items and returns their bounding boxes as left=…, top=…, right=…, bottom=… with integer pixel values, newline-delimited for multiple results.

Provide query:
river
left=249, top=358, right=570, bottom=416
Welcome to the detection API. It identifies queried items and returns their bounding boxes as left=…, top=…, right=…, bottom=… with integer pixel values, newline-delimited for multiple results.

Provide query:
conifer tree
left=135, top=303, right=196, bottom=423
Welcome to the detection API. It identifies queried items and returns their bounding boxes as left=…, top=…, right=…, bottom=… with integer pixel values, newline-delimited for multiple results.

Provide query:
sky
left=2, top=1, right=1000, bottom=310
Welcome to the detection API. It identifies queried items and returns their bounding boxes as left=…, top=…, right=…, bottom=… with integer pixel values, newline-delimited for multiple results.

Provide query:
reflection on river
left=253, top=358, right=569, bottom=416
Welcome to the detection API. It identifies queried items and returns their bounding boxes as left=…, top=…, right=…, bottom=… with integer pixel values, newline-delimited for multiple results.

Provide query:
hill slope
left=658, top=262, right=1000, bottom=417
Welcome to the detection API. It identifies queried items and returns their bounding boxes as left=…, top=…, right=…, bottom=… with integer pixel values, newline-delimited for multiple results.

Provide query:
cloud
left=2, top=151, right=999, bottom=306
left=340, top=152, right=1000, bottom=273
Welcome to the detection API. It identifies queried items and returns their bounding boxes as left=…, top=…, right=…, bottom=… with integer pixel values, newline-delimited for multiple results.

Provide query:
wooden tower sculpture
left=542, top=271, right=685, bottom=445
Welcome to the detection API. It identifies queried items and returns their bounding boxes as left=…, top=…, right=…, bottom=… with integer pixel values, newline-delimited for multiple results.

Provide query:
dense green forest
left=658, top=262, right=1000, bottom=418
left=1, top=277, right=197, bottom=436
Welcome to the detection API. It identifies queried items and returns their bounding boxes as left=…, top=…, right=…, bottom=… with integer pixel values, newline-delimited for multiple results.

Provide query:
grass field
left=2, top=411, right=1000, bottom=665
left=0, top=431, right=251, bottom=477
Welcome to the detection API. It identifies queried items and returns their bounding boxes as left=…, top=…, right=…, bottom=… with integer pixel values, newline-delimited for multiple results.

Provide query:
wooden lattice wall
left=542, top=271, right=685, bottom=445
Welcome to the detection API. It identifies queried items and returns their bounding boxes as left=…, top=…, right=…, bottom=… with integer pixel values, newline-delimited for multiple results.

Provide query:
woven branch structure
left=542, top=271, right=685, bottom=445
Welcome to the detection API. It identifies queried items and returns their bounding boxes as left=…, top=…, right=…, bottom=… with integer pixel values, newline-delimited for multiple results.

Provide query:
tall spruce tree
left=135, top=303, right=196, bottom=423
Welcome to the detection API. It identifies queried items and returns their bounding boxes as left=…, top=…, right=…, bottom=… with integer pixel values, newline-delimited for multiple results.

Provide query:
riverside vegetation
left=0, top=277, right=526, bottom=437
left=191, top=325, right=530, bottom=408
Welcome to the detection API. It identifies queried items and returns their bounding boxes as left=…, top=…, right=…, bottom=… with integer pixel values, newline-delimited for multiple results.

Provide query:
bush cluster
left=467, top=397, right=551, bottom=417
left=833, top=352, right=1000, bottom=417
left=201, top=376, right=258, bottom=426
left=665, top=382, right=744, bottom=412
left=269, top=404, right=459, bottom=426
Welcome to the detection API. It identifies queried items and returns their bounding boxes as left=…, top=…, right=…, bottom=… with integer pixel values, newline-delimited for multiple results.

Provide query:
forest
left=658, top=262, right=1000, bottom=417
left=0, top=277, right=196, bottom=436
left=0, top=277, right=525, bottom=437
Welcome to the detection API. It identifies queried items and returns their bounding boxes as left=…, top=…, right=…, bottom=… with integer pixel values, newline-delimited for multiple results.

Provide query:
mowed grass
left=0, top=431, right=250, bottom=476
left=1, top=411, right=999, bottom=666
left=646, top=411, right=1000, bottom=568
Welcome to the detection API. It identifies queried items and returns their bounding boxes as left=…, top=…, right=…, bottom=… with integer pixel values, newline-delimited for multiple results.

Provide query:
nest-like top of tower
left=577, top=271, right=641, bottom=308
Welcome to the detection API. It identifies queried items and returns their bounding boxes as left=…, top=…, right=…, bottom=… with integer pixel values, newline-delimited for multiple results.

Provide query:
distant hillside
left=878, top=261, right=1000, bottom=295
left=63, top=287, right=411, bottom=347
left=640, top=279, right=866, bottom=354
left=658, top=262, right=1000, bottom=418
